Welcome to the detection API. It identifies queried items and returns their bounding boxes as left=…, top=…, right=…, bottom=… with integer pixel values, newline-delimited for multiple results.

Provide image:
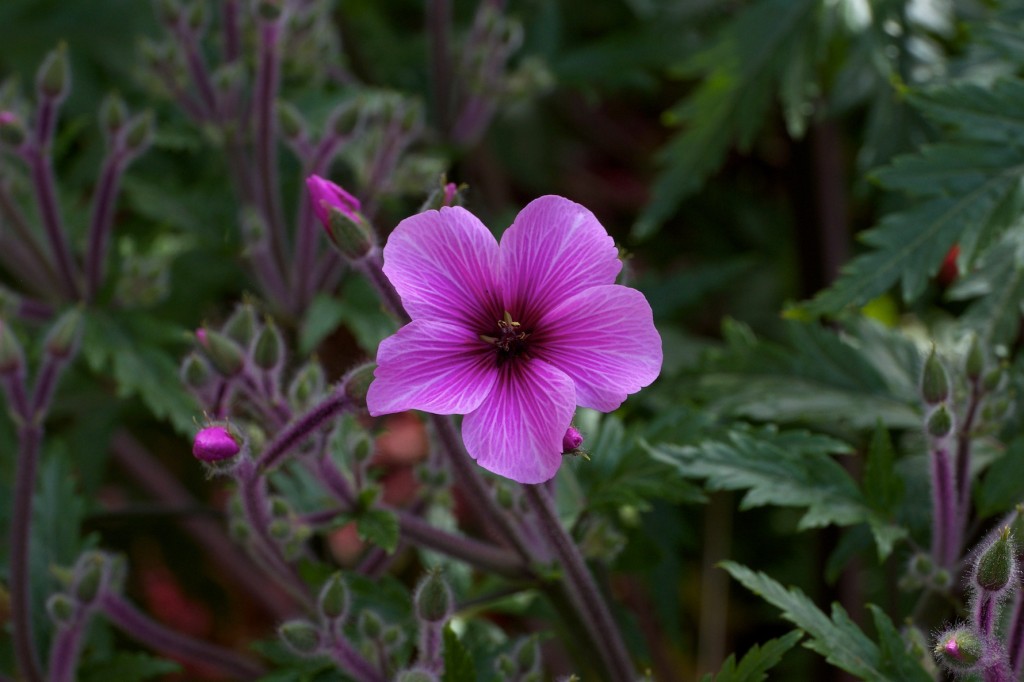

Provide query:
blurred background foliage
left=4, top=0, right=1024, bottom=680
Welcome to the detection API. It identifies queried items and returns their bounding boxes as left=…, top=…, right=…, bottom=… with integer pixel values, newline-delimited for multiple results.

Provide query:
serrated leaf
left=864, top=422, right=903, bottom=515
left=722, top=562, right=930, bottom=681
left=79, top=652, right=181, bottom=682
left=868, top=605, right=931, bottom=682
left=948, top=229, right=1024, bottom=346
left=648, top=426, right=864, bottom=530
left=356, top=508, right=399, bottom=554
left=441, top=624, right=476, bottom=682
left=700, top=630, right=803, bottom=682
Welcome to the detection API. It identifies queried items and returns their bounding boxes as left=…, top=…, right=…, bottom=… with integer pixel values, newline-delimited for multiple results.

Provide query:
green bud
left=269, top=496, right=291, bottom=518
left=495, top=484, right=515, bottom=510
left=276, top=101, right=305, bottom=140
left=395, top=671, right=437, bottom=682
left=495, top=654, right=516, bottom=676
left=325, top=205, right=373, bottom=260
left=932, top=568, right=952, bottom=590
left=976, top=526, right=1016, bottom=593
left=910, top=553, right=934, bottom=578
left=46, top=593, right=77, bottom=625
left=123, top=111, right=154, bottom=151
left=934, top=627, right=983, bottom=672
left=921, top=348, right=949, bottom=405
left=73, top=553, right=105, bottom=603
left=359, top=610, right=383, bottom=639
left=0, top=320, right=25, bottom=374
left=223, top=304, right=257, bottom=346
left=289, top=361, right=325, bottom=408
left=269, top=518, right=292, bottom=540
left=414, top=570, right=451, bottom=623
left=352, top=434, right=373, bottom=463
left=926, top=405, right=953, bottom=439
left=186, top=1, right=206, bottom=31
left=45, top=308, right=83, bottom=359
left=157, top=0, right=183, bottom=25
left=331, top=101, right=360, bottom=136
left=229, top=519, right=251, bottom=543
left=966, top=335, right=984, bottom=382
left=278, top=620, right=321, bottom=655
left=37, top=43, right=69, bottom=100
left=197, top=328, right=245, bottom=376
left=257, top=0, right=283, bottom=20
left=181, top=353, right=212, bottom=389
left=343, top=363, right=376, bottom=408
left=515, top=636, right=539, bottom=672
left=382, top=626, right=402, bottom=647
left=100, top=93, right=128, bottom=133
left=983, top=365, right=1004, bottom=392
left=0, top=111, right=26, bottom=146
left=253, top=321, right=283, bottom=371
left=318, top=573, right=348, bottom=620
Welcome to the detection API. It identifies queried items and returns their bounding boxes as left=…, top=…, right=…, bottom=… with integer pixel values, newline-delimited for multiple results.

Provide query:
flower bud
left=921, top=348, right=949, bottom=405
left=515, top=636, right=540, bottom=672
left=330, top=101, right=360, bottom=136
left=192, top=425, right=241, bottom=462
left=289, top=361, right=325, bottom=408
left=419, top=179, right=466, bottom=212
left=562, top=426, right=583, bottom=453
left=100, top=93, right=128, bottom=134
left=46, top=593, right=77, bottom=626
left=342, top=363, right=376, bottom=408
left=382, top=626, right=402, bottom=647
left=186, top=1, right=206, bottom=32
left=44, top=308, right=83, bottom=359
left=976, top=526, right=1016, bottom=593
left=927, top=405, right=953, bottom=439
left=966, top=335, right=984, bottom=382
left=934, top=627, right=983, bottom=672
left=257, top=0, right=284, bottom=21
left=414, top=571, right=452, bottom=623
left=196, top=328, right=245, bottom=376
left=181, top=353, right=212, bottom=389
left=37, top=43, right=69, bottom=100
left=223, top=304, right=257, bottom=347
left=396, top=670, right=438, bottom=682
left=317, top=572, right=349, bottom=621
left=123, top=111, right=154, bottom=152
left=276, top=101, right=306, bottom=140
left=359, top=610, right=383, bottom=639
left=0, top=111, right=26, bottom=146
left=495, top=655, right=516, bottom=676
left=305, top=175, right=373, bottom=260
left=983, top=365, right=1004, bottom=392
left=278, top=620, right=321, bottom=655
left=0, top=320, right=25, bottom=374
left=253, top=321, right=283, bottom=371
left=73, top=553, right=106, bottom=603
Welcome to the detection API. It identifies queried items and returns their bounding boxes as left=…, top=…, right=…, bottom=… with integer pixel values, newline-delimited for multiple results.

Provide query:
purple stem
left=34, top=96, right=58, bottom=151
left=176, top=25, right=219, bottom=118
left=10, top=423, right=45, bottom=682
left=0, top=181, right=59, bottom=295
left=48, top=612, right=90, bottom=682
left=30, top=355, right=63, bottom=419
left=258, top=390, right=351, bottom=472
left=25, top=150, right=78, bottom=298
left=930, top=445, right=959, bottom=568
left=85, top=148, right=128, bottom=300
left=1008, top=592, right=1024, bottom=674
left=418, top=621, right=443, bottom=673
left=98, top=592, right=266, bottom=680
left=354, top=249, right=407, bottom=321
left=522, top=484, right=635, bottom=682
left=14, top=296, right=54, bottom=322
left=293, top=136, right=343, bottom=311
left=254, top=18, right=288, bottom=275
left=956, top=378, right=982, bottom=530
left=975, top=593, right=998, bottom=637
left=984, top=662, right=1012, bottom=682
left=222, top=0, right=241, bottom=62
left=324, top=636, right=386, bottom=682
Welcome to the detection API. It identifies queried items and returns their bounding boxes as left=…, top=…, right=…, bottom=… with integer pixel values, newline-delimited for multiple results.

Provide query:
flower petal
left=367, top=319, right=498, bottom=416
left=462, top=358, right=575, bottom=484
left=383, top=207, right=501, bottom=331
left=499, top=196, right=622, bottom=326
left=534, top=284, right=662, bottom=412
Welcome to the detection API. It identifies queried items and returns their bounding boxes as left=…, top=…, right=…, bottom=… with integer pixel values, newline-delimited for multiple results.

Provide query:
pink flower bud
left=442, top=182, right=458, bottom=207
left=192, top=426, right=241, bottom=462
left=306, top=174, right=361, bottom=229
left=562, top=426, right=583, bottom=453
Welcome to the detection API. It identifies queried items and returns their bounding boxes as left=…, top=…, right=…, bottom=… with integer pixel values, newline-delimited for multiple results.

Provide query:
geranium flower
left=366, top=196, right=662, bottom=484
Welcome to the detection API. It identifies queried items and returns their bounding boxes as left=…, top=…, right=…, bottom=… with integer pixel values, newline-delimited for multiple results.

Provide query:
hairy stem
left=85, top=148, right=128, bottom=299
left=25, top=150, right=78, bottom=298
left=254, top=18, right=288, bottom=275
left=258, top=389, right=351, bottom=472
left=324, top=636, right=386, bottom=682
left=10, top=423, right=45, bottom=682
left=48, top=612, right=90, bottom=682
left=930, top=445, right=959, bottom=568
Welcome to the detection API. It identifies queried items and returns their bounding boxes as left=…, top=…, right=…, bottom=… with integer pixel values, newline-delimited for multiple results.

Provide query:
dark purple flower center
left=481, top=311, right=531, bottom=364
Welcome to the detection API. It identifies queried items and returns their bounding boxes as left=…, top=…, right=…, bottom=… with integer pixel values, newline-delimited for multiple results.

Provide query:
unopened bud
left=73, top=553, right=106, bottom=603
left=318, top=573, right=349, bottom=621
left=223, top=304, right=257, bottom=346
left=359, top=610, right=383, bottom=639
left=100, top=93, right=128, bottom=133
left=927, top=405, right=953, bottom=439
left=342, top=363, right=376, bottom=407
left=253, top=321, right=283, bottom=371
left=562, top=426, right=583, bottom=453
left=269, top=518, right=292, bottom=540
left=0, top=111, right=26, bottom=146
left=983, top=365, right=1004, bottom=392
left=382, top=626, right=402, bottom=647
left=278, top=620, right=321, bottom=655
left=123, top=111, right=154, bottom=151
left=196, top=328, right=245, bottom=376
left=976, top=526, right=1016, bottom=593
left=181, top=353, right=211, bottom=389
left=186, top=1, right=206, bottom=31
left=515, top=636, right=540, bottom=672
left=289, top=361, right=325, bottom=408
left=414, top=571, right=451, bottom=623
left=934, top=627, right=983, bottom=671
left=966, top=335, right=984, bottom=382
left=921, top=348, right=949, bottom=405
left=192, top=425, right=241, bottom=462
left=0, top=320, right=25, bottom=374
left=305, top=175, right=373, bottom=260
left=46, top=593, right=77, bottom=625
left=37, top=44, right=69, bottom=100
left=276, top=101, right=305, bottom=140
left=330, top=101, right=360, bottom=136
left=495, top=655, right=516, bottom=676
left=419, top=179, right=466, bottom=212
left=44, top=308, right=83, bottom=359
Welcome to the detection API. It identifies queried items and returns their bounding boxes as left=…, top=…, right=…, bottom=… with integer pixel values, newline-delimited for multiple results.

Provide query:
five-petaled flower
left=366, top=196, right=662, bottom=484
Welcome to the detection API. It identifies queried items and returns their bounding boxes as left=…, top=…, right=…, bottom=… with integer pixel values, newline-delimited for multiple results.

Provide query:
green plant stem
left=523, top=484, right=635, bottom=682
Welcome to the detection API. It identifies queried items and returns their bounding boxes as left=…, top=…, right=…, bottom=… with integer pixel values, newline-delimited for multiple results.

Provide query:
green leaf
left=80, top=652, right=181, bottom=682
left=298, top=294, right=348, bottom=355
left=868, top=605, right=931, bottom=682
left=356, top=508, right=399, bottom=554
left=634, top=0, right=818, bottom=238
left=699, top=630, right=803, bottom=682
left=722, top=562, right=930, bottom=681
left=441, top=624, right=477, bottom=682
left=948, top=229, right=1024, bottom=347
left=862, top=422, right=907, bottom=560
left=977, top=436, right=1024, bottom=518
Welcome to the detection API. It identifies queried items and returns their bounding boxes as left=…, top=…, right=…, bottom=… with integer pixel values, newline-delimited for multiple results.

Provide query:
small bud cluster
left=495, top=636, right=542, bottom=681
left=46, top=551, right=124, bottom=628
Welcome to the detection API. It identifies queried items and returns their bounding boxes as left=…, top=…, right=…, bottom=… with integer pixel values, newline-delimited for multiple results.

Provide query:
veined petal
left=534, top=284, right=662, bottom=412
left=499, top=196, right=621, bottom=326
left=383, top=207, right=501, bottom=330
left=462, top=358, right=575, bottom=484
left=367, top=319, right=498, bottom=416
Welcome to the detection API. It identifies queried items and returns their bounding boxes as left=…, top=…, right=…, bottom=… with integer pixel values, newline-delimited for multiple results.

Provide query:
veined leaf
left=699, top=630, right=803, bottom=682
left=948, top=229, right=1024, bottom=347
left=722, top=562, right=930, bottom=681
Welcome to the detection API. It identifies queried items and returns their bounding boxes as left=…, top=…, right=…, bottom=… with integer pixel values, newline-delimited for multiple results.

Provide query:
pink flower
left=306, top=174, right=361, bottom=228
left=366, top=196, right=662, bottom=484
left=192, top=425, right=241, bottom=462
